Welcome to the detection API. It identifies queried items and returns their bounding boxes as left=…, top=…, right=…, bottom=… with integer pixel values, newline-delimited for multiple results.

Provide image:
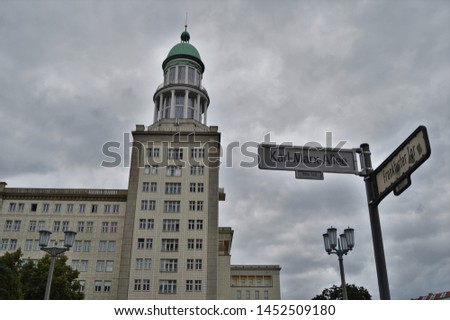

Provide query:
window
left=91, top=204, right=98, bottom=213
left=104, top=280, right=112, bottom=292
left=164, top=201, right=180, bottom=213
left=101, top=222, right=109, bottom=233
left=113, top=204, right=120, bottom=213
left=74, top=240, right=82, bottom=252
left=83, top=240, right=91, bottom=252
left=144, top=258, right=152, bottom=270
left=79, top=204, right=86, bottom=213
left=4, top=220, right=13, bottom=231
left=187, top=239, right=195, bottom=250
left=1, top=239, right=8, bottom=250
left=187, top=259, right=194, bottom=270
left=168, top=148, right=183, bottom=160
left=196, top=239, right=203, bottom=250
left=142, top=182, right=149, bottom=192
left=142, top=279, right=150, bottom=291
left=161, top=239, right=178, bottom=252
left=149, top=200, right=156, bottom=210
left=24, top=239, right=33, bottom=251
left=78, top=221, right=85, bottom=232
left=111, top=222, right=118, bottom=233
left=141, top=200, right=148, bottom=210
left=168, top=67, right=176, bottom=83
left=160, top=259, right=178, bottom=272
left=18, top=203, right=25, bottom=212
left=197, top=183, right=204, bottom=192
left=191, top=148, right=205, bottom=158
left=255, top=290, right=260, bottom=299
left=150, top=182, right=157, bottom=192
left=237, top=290, right=241, bottom=299
left=31, top=203, right=38, bottom=212
left=9, top=239, right=17, bottom=250
left=190, top=165, right=204, bottom=175
left=134, top=279, right=142, bottom=291
left=43, top=203, right=50, bottom=212
left=67, top=204, right=74, bottom=213
left=166, top=166, right=182, bottom=177
left=99, top=241, right=107, bottom=252
left=71, top=260, right=79, bottom=271
left=28, top=220, right=37, bottom=232
left=246, top=290, right=251, bottom=299
left=78, top=280, right=85, bottom=293
left=106, top=261, right=114, bottom=272
left=13, top=220, right=21, bottom=232
left=162, top=219, right=179, bottom=232
left=195, top=259, right=202, bottom=270
left=195, top=280, right=202, bottom=292
left=137, top=238, right=152, bottom=250
left=136, top=258, right=143, bottom=270
left=144, top=165, right=150, bottom=175
left=159, top=280, right=177, bottom=294
left=80, top=260, right=88, bottom=272
left=165, top=183, right=181, bottom=194
left=146, top=148, right=160, bottom=157
left=189, top=183, right=196, bottom=192
left=104, top=204, right=111, bottom=213
left=186, top=280, right=193, bottom=292
left=108, top=241, right=116, bottom=252
left=54, top=203, right=62, bottom=213
left=94, top=281, right=102, bottom=292
left=188, top=67, right=195, bottom=84
left=38, top=221, right=45, bottom=231
left=8, top=203, right=16, bottom=212
left=62, top=221, right=69, bottom=232
left=178, top=66, right=185, bottom=82
left=53, top=221, right=60, bottom=232
left=96, top=260, right=105, bottom=272
left=188, top=220, right=203, bottom=230
left=86, top=221, right=94, bottom=233
left=141, top=200, right=156, bottom=211
left=139, top=219, right=154, bottom=230
left=150, top=165, right=159, bottom=175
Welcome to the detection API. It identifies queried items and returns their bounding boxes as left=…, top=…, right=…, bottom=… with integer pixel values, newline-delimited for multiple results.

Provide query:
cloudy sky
left=1, top=0, right=448, bottom=300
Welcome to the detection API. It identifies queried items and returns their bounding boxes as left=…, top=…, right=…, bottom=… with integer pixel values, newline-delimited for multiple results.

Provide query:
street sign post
left=258, top=144, right=359, bottom=175
left=372, top=126, right=431, bottom=204
left=257, top=126, right=431, bottom=300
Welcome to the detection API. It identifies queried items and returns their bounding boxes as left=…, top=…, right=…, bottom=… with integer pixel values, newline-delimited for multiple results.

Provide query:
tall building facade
left=0, top=29, right=281, bottom=300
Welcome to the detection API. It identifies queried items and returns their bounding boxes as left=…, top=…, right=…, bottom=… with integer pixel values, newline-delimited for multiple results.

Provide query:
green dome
left=167, top=42, right=201, bottom=61
left=162, top=29, right=205, bottom=73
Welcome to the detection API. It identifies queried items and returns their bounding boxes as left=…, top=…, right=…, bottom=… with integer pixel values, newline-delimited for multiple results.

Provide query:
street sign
left=258, top=144, right=359, bottom=174
left=372, top=126, right=431, bottom=204
left=295, top=170, right=324, bottom=180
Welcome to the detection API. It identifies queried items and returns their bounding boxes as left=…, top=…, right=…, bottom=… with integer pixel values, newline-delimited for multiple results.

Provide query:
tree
left=0, top=250, right=84, bottom=300
left=0, top=249, right=23, bottom=299
left=312, top=284, right=372, bottom=300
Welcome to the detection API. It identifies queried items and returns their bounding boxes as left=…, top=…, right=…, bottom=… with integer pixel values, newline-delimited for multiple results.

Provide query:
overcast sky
left=1, top=0, right=449, bottom=300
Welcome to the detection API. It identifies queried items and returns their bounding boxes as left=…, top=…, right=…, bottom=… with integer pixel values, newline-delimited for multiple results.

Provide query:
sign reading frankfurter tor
left=258, top=144, right=358, bottom=174
left=373, top=125, right=431, bottom=203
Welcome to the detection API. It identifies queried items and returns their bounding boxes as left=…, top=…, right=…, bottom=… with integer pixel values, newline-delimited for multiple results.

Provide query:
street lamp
left=322, top=226, right=355, bottom=300
left=39, top=230, right=77, bottom=300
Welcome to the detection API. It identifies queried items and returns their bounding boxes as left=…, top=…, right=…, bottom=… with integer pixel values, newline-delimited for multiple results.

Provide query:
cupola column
left=204, top=105, right=208, bottom=125
left=158, top=95, right=163, bottom=121
left=169, top=90, right=175, bottom=118
left=183, top=90, right=189, bottom=118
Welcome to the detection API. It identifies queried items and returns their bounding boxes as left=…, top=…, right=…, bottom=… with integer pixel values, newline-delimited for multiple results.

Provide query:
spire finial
left=181, top=13, right=190, bottom=43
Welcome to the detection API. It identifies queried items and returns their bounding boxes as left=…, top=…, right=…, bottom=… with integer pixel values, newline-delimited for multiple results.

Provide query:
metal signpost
left=258, top=125, right=431, bottom=300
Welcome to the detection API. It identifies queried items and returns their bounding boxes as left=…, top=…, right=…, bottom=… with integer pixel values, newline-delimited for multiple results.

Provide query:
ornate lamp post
left=322, top=227, right=355, bottom=300
left=39, top=230, right=77, bottom=300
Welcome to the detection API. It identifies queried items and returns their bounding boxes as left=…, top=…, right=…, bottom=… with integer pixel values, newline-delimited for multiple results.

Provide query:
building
left=414, top=291, right=450, bottom=300
left=0, top=27, right=281, bottom=300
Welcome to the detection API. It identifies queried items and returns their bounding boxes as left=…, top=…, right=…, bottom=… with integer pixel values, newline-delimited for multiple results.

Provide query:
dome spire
left=181, top=13, right=190, bottom=43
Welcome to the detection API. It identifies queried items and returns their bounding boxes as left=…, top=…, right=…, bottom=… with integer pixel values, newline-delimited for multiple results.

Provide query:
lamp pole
left=39, top=230, right=77, bottom=300
left=323, top=227, right=355, bottom=300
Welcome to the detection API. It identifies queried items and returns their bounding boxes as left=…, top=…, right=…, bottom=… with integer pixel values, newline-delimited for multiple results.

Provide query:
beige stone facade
left=0, top=29, right=281, bottom=300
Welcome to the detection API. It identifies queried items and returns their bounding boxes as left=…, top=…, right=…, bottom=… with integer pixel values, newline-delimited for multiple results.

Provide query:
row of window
left=146, top=148, right=205, bottom=159
left=136, top=238, right=203, bottom=251
left=140, top=200, right=204, bottom=212
left=6, top=202, right=120, bottom=214
left=143, top=165, right=205, bottom=176
left=236, top=289, right=271, bottom=300
left=139, top=218, right=203, bottom=232
left=134, top=258, right=203, bottom=272
left=142, top=182, right=204, bottom=194
left=1, top=238, right=117, bottom=252
left=72, top=260, right=115, bottom=272
left=3, top=220, right=119, bottom=233
left=164, top=65, right=202, bottom=87
left=134, top=279, right=202, bottom=293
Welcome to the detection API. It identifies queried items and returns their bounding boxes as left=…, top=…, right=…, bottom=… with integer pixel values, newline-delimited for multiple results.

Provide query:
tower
left=118, top=27, right=223, bottom=299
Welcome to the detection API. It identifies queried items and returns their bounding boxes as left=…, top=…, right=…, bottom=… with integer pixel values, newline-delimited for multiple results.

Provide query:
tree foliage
left=0, top=249, right=84, bottom=300
left=312, top=284, right=372, bottom=300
